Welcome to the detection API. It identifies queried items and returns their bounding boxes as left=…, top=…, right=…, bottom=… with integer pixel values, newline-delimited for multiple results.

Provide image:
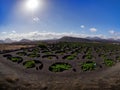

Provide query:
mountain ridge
left=0, top=36, right=120, bottom=44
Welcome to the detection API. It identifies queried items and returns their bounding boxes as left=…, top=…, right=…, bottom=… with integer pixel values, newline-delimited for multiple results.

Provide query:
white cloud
left=80, top=25, right=85, bottom=29
left=33, top=17, right=39, bottom=22
left=0, top=31, right=107, bottom=41
left=12, top=30, right=16, bottom=33
left=90, top=28, right=97, bottom=32
left=109, top=30, right=115, bottom=34
left=108, top=30, right=120, bottom=40
left=1, top=32, right=7, bottom=34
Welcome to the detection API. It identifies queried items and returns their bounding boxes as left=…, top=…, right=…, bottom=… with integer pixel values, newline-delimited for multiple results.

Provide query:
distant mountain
left=19, top=39, right=31, bottom=42
left=86, top=37, right=102, bottom=40
left=86, top=37, right=106, bottom=42
left=86, top=37, right=120, bottom=43
left=58, top=36, right=120, bottom=43
left=4, top=38, right=14, bottom=43
left=59, top=36, right=91, bottom=42
left=1, top=36, right=120, bottom=44
left=116, top=39, right=120, bottom=42
left=0, top=40, right=4, bottom=44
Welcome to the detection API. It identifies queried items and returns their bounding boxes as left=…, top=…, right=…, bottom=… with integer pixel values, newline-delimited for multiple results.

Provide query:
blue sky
left=0, top=0, right=120, bottom=40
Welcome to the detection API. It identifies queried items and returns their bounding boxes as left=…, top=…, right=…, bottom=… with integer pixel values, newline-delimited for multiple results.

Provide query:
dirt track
left=0, top=44, right=34, bottom=51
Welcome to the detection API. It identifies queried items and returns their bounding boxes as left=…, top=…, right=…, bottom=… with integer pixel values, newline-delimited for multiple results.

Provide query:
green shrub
left=28, top=53, right=40, bottom=58
left=104, top=59, right=114, bottom=67
left=16, top=52, right=26, bottom=56
left=66, top=55, right=76, bottom=60
left=100, top=54, right=107, bottom=59
left=32, top=48, right=40, bottom=53
left=86, top=51, right=91, bottom=54
left=81, top=61, right=96, bottom=71
left=9, top=57, right=23, bottom=63
left=44, top=52, right=52, bottom=55
left=23, top=60, right=35, bottom=68
left=49, top=63, right=72, bottom=72
left=85, top=54, right=93, bottom=59
left=38, top=43, right=47, bottom=49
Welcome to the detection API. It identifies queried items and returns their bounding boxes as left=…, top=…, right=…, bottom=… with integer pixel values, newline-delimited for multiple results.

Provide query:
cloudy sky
left=0, top=0, right=120, bottom=40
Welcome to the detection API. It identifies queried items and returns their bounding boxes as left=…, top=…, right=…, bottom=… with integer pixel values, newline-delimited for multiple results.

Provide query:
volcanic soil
left=0, top=43, right=120, bottom=90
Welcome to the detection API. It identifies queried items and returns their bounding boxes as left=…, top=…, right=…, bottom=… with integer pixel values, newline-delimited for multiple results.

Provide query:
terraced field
left=0, top=42, right=120, bottom=89
left=1, top=42, right=120, bottom=72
